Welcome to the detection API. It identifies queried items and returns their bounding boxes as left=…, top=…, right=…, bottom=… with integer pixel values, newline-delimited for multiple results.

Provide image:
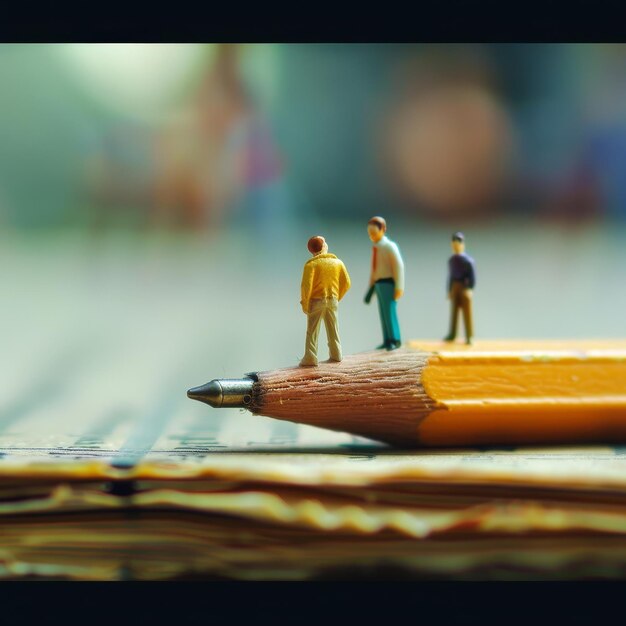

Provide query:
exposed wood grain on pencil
left=252, top=349, right=439, bottom=446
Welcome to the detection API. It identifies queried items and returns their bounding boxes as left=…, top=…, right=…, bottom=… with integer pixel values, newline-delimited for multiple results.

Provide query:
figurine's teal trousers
left=375, top=279, right=400, bottom=346
left=300, top=298, right=342, bottom=366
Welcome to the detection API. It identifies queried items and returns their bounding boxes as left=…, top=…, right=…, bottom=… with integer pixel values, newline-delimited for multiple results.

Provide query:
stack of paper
left=5, top=435, right=626, bottom=579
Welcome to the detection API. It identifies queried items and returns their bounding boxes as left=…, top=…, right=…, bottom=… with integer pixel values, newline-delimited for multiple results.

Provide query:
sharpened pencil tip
left=187, top=380, right=223, bottom=407
left=186, top=378, right=254, bottom=409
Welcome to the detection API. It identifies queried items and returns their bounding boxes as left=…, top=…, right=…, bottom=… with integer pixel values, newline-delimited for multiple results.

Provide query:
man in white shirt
left=364, top=216, right=404, bottom=350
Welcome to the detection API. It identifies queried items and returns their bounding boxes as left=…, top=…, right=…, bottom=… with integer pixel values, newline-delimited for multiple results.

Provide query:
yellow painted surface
left=408, top=340, right=626, bottom=446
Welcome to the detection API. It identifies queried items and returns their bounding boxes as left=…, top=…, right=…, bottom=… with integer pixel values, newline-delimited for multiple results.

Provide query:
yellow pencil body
left=252, top=340, right=626, bottom=447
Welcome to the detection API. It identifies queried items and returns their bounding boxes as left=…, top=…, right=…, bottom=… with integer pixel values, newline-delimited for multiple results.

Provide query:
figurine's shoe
left=299, top=359, right=318, bottom=367
left=443, top=334, right=456, bottom=342
left=387, top=340, right=401, bottom=351
left=376, top=343, right=388, bottom=350
left=465, top=338, right=473, bottom=345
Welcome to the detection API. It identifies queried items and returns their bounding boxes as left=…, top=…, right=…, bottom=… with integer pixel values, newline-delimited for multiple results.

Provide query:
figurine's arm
left=389, top=242, right=405, bottom=299
left=467, top=259, right=476, bottom=290
left=338, top=262, right=351, bottom=301
left=300, top=265, right=313, bottom=313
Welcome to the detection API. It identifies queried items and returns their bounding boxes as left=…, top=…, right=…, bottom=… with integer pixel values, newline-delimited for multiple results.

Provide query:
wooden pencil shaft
left=250, top=340, right=626, bottom=447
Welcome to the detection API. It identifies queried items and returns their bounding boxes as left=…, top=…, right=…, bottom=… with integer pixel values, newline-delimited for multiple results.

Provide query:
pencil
left=187, top=340, right=626, bottom=447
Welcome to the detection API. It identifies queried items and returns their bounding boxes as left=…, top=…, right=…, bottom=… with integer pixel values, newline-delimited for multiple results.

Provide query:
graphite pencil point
left=187, top=378, right=254, bottom=408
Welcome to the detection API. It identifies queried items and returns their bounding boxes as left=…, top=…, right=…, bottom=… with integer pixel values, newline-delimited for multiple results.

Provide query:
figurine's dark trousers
left=375, top=278, right=401, bottom=347
left=448, top=281, right=473, bottom=340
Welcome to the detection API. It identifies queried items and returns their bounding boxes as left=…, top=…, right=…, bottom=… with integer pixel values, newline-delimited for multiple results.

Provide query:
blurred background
left=2, top=43, right=626, bottom=435
left=5, top=42, right=626, bottom=230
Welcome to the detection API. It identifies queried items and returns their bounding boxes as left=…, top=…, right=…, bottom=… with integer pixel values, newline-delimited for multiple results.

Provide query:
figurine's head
left=368, top=216, right=386, bottom=243
left=451, top=232, right=465, bottom=254
left=307, top=235, right=328, bottom=256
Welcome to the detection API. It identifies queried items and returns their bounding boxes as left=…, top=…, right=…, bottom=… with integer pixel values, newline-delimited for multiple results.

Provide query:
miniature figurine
left=444, top=232, right=476, bottom=345
left=364, top=216, right=404, bottom=350
left=299, top=236, right=351, bottom=367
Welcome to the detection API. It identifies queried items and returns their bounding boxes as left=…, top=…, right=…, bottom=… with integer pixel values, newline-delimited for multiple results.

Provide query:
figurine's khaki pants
left=448, top=281, right=473, bottom=340
left=300, top=298, right=342, bottom=366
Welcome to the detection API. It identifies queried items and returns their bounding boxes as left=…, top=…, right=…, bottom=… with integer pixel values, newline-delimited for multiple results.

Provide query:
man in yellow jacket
left=300, top=236, right=351, bottom=366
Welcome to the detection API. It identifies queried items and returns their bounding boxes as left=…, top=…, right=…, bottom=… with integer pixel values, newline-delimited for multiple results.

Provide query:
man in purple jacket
left=444, top=232, right=476, bottom=345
